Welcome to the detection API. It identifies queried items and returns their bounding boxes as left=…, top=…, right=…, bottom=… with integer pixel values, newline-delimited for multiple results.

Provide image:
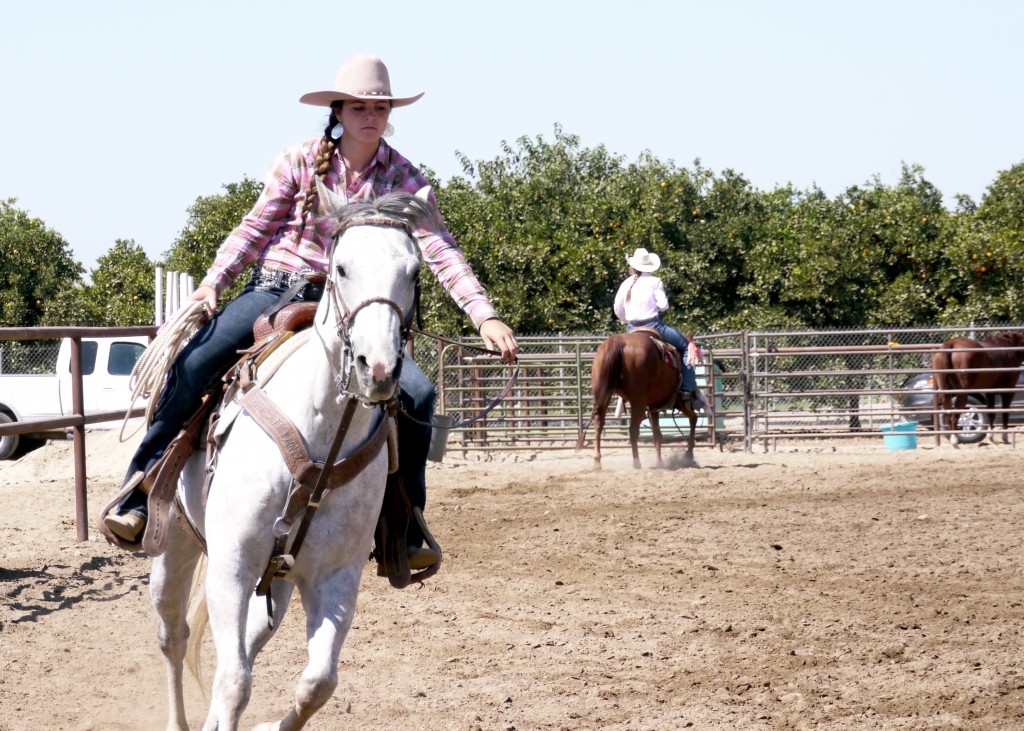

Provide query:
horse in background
left=932, top=331, right=1024, bottom=446
left=580, top=329, right=701, bottom=470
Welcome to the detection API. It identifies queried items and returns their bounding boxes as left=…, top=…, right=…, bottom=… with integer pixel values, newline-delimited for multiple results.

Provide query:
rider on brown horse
left=613, top=247, right=709, bottom=412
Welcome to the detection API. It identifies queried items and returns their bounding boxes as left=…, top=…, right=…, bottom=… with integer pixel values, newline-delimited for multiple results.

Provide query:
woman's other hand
left=189, top=285, right=218, bottom=317
left=479, top=318, right=519, bottom=363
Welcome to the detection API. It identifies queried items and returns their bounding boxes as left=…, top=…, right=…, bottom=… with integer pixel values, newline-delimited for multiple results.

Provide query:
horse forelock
left=324, top=191, right=439, bottom=239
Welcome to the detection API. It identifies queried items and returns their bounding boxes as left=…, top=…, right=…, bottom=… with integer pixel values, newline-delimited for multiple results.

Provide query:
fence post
left=68, top=337, right=89, bottom=541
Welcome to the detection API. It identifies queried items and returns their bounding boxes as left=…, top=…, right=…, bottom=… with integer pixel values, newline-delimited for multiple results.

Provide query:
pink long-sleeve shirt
left=200, top=138, right=498, bottom=328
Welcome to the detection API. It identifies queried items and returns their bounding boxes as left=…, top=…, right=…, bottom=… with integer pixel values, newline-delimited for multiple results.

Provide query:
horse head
left=1003, top=332, right=1024, bottom=361
left=315, top=179, right=437, bottom=402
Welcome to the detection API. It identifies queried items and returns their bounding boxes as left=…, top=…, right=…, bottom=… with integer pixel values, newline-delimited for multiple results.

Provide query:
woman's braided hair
left=300, top=103, right=342, bottom=222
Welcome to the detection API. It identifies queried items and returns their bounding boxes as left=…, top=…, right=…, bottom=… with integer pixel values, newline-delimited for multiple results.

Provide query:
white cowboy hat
left=626, top=247, right=661, bottom=272
left=299, top=55, right=424, bottom=108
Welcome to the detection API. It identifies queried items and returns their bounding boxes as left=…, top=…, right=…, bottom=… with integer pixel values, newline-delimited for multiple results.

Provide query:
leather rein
left=324, top=215, right=520, bottom=429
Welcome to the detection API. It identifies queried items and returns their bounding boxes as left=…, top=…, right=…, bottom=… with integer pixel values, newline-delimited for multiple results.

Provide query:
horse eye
left=335, top=264, right=346, bottom=279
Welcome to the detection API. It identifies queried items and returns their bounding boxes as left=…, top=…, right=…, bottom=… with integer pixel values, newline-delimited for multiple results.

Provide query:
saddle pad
left=214, top=329, right=312, bottom=446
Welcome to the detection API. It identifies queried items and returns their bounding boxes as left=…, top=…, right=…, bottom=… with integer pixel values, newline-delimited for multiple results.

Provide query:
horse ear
left=414, top=185, right=433, bottom=202
left=315, top=177, right=346, bottom=216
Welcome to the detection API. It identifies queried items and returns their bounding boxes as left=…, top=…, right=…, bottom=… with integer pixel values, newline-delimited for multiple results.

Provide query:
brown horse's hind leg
left=648, top=408, right=664, bottom=468
left=628, top=401, right=644, bottom=469
left=592, top=404, right=607, bottom=470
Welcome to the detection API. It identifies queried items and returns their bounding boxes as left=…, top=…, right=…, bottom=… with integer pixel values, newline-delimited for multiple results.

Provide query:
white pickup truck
left=0, top=336, right=150, bottom=459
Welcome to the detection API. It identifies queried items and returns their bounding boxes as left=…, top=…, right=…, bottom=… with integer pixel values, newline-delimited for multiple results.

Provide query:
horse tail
left=592, top=337, right=625, bottom=412
left=931, top=344, right=955, bottom=396
left=576, top=337, right=624, bottom=451
left=184, top=555, right=209, bottom=692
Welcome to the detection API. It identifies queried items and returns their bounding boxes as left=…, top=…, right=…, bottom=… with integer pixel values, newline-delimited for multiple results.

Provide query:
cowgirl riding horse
left=613, top=247, right=709, bottom=412
left=100, top=55, right=519, bottom=571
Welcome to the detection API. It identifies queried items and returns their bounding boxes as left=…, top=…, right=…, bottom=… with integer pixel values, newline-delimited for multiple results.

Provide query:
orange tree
left=0, top=199, right=84, bottom=327
left=43, top=240, right=156, bottom=326
left=934, top=162, right=1024, bottom=324
left=163, top=177, right=263, bottom=306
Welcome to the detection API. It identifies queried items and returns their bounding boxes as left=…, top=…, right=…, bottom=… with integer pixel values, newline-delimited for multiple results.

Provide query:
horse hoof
left=632, top=460, right=642, bottom=470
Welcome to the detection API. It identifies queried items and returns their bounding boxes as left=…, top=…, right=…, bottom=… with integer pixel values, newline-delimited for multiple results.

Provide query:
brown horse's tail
left=575, top=337, right=626, bottom=451
left=592, top=337, right=625, bottom=412
left=931, top=345, right=959, bottom=404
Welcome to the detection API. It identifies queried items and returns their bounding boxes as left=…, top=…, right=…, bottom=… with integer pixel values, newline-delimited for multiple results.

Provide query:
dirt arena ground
left=2, top=428, right=1023, bottom=731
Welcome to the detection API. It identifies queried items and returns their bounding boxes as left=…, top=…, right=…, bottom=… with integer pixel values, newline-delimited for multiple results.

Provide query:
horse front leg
left=648, top=408, right=664, bottom=469
left=1000, top=393, right=1013, bottom=444
left=150, top=520, right=203, bottom=731
left=201, top=552, right=261, bottom=731
left=253, top=566, right=363, bottom=731
left=686, top=407, right=697, bottom=465
left=947, top=393, right=965, bottom=447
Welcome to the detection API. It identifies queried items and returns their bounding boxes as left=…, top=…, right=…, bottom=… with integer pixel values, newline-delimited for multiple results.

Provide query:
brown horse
left=932, top=331, right=1024, bottom=446
left=580, top=330, right=700, bottom=469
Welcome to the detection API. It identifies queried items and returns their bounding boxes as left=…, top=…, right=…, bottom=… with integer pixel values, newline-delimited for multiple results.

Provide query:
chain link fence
left=0, top=340, right=61, bottom=374
left=411, top=324, right=1023, bottom=455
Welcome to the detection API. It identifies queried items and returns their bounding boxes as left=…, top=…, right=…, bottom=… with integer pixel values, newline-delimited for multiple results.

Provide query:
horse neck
left=269, top=320, right=375, bottom=447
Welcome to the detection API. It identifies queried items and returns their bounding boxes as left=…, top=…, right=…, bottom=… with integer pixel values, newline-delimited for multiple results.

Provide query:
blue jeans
left=626, top=317, right=698, bottom=392
left=393, top=357, right=435, bottom=547
left=120, top=280, right=436, bottom=529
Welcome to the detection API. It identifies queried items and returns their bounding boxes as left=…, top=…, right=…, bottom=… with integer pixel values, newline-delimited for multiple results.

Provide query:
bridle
left=320, top=217, right=418, bottom=397
left=318, top=213, right=520, bottom=425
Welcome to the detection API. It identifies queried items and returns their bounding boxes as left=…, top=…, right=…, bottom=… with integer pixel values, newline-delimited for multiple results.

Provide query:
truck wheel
left=0, top=412, right=19, bottom=460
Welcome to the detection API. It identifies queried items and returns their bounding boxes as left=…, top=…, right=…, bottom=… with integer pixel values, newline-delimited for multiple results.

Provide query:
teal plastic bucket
left=880, top=421, right=918, bottom=451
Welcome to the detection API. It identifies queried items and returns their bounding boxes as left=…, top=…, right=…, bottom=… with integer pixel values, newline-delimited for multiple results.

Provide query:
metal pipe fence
left=3, top=324, right=1021, bottom=541
left=413, top=325, right=1023, bottom=455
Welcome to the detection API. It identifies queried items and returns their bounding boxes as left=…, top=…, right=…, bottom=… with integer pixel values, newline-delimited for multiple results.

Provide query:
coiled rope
left=119, top=301, right=211, bottom=441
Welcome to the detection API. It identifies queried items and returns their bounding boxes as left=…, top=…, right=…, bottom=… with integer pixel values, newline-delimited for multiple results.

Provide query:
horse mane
left=323, top=190, right=440, bottom=237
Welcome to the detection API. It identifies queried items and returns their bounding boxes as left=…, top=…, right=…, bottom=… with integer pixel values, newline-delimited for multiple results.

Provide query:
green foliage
left=44, top=240, right=157, bottom=326
left=4, top=140, right=1024, bottom=337
left=0, top=199, right=84, bottom=327
left=164, top=177, right=263, bottom=305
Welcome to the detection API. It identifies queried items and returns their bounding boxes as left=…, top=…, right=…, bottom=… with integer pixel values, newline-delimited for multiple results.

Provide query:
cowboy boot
left=100, top=472, right=149, bottom=545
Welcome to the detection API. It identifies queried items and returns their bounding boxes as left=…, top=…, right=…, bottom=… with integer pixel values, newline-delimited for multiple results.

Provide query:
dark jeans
left=393, top=357, right=435, bottom=548
left=120, top=281, right=437, bottom=538
left=626, top=317, right=698, bottom=392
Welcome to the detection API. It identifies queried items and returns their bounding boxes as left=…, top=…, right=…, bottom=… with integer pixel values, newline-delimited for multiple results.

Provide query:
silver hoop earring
left=330, top=123, right=343, bottom=140
left=383, top=122, right=394, bottom=138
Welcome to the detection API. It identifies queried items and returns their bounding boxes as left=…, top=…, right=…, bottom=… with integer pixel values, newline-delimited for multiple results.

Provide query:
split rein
left=405, top=326, right=520, bottom=430
left=320, top=214, right=520, bottom=430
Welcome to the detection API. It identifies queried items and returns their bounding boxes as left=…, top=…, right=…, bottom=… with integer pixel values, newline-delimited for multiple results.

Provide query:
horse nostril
left=371, top=361, right=390, bottom=382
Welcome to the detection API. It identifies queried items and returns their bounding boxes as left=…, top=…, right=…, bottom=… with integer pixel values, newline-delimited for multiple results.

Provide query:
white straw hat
left=626, top=248, right=661, bottom=272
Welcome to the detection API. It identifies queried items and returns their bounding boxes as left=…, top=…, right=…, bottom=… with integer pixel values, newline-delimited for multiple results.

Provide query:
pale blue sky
left=3, top=0, right=1021, bottom=272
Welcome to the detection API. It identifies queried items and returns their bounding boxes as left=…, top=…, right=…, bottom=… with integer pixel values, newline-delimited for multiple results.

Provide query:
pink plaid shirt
left=200, top=138, right=498, bottom=328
